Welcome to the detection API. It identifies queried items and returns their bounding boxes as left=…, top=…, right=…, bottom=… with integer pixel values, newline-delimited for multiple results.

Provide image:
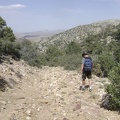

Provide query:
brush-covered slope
left=38, top=19, right=120, bottom=50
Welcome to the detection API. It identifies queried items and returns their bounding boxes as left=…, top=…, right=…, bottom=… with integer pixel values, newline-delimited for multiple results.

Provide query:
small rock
left=73, top=101, right=81, bottom=111
left=16, top=71, right=25, bottom=78
left=10, top=113, right=17, bottom=120
left=100, top=94, right=110, bottom=109
left=9, top=60, right=13, bottom=64
left=26, top=109, right=32, bottom=116
left=63, top=118, right=69, bottom=120
left=26, top=116, right=31, bottom=120
left=1, top=101, right=6, bottom=105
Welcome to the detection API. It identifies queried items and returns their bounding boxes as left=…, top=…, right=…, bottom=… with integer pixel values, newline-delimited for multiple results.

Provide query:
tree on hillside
left=98, top=51, right=116, bottom=77
left=0, top=17, right=15, bottom=42
left=82, top=35, right=104, bottom=55
left=46, top=45, right=63, bottom=61
left=0, top=17, right=20, bottom=59
left=112, top=26, right=120, bottom=41
left=65, top=41, right=82, bottom=54
left=0, top=17, right=6, bottom=28
left=19, top=40, right=45, bottom=67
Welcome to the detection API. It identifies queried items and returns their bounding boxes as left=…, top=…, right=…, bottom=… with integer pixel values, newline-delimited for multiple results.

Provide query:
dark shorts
left=82, top=71, right=92, bottom=80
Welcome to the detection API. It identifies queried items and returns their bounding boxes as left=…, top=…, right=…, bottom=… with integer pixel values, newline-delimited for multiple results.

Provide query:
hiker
left=80, top=52, right=93, bottom=91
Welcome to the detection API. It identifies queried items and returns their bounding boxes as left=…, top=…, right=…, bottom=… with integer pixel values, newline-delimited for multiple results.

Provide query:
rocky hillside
left=38, top=19, right=120, bottom=50
left=0, top=59, right=119, bottom=120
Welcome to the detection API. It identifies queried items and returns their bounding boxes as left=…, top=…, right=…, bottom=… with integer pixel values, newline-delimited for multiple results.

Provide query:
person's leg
left=87, top=71, right=92, bottom=91
left=88, top=79, right=92, bottom=89
left=81, top=72, right=86, bottom=90
left=82, top=79, right=85, bottom=86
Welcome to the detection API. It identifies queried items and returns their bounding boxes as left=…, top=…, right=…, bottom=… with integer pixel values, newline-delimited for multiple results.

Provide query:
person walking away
left=80, top=52, right=93, bottom=91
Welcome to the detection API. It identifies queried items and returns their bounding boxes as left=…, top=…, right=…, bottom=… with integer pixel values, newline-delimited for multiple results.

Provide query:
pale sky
left=0, top=0, right=120, bottom=33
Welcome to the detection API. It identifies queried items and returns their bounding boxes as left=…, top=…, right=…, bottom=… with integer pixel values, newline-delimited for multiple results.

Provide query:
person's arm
left=80, top=58, right=84, bottom=74
left=80, top=63, right=84, bottom=74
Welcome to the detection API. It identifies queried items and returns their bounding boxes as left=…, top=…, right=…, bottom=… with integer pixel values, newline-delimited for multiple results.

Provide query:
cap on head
left=82, top=51, right=88, bottom=57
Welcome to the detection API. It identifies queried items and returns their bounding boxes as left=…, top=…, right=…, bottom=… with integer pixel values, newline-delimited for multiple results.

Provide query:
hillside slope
left=0, top=59, right=119, bottom=120
left=38, top=19, right=120, bottom=50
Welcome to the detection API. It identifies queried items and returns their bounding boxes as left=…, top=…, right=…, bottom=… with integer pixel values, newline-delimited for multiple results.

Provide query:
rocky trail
left=0, top=59, right=119, bottom=120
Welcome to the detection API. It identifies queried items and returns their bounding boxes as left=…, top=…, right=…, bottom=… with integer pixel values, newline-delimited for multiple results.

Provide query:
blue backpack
left=84, top=57, right=92, bottom=71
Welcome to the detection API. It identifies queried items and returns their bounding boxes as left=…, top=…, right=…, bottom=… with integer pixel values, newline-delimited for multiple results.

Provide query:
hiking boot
left=89, top=88, right=92, bottom=92
left=79, top=86, right=85, bottom=91
left=82, top=87, right=85, bottom=91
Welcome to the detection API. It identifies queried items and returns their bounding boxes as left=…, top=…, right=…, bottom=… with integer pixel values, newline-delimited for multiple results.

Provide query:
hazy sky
left=0, top=0, right=120, bottom=33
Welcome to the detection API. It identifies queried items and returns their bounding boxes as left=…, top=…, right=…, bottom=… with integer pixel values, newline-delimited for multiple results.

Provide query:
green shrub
left=65, top=41, right=82, bottom=54
left=45, top=45, right=63, bottom=61
left=0, top=17, right=17, bottom=59
left=98, top=51, right=116, bottom=77
left=105, top=64, right=120, bottom=110
left=61, top=54, right=81, bottom=70
left=19, top=40, right=44, bottom=67
left=43, top=43, right=82, bottom=70
left=0, top=40, right=21, bottom=59
left=92, top=62, right=102, bottom=77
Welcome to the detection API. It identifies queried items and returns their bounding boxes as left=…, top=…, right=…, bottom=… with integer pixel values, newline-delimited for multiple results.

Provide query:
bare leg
left=89, top=79, right=92, bottom=91
left=82, top=80, right=86, bottom=86
left=81, top=80, right=85, bottom=90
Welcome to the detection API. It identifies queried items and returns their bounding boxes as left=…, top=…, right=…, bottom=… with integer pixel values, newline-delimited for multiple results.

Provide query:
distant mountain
left=15, top=30, right=65, bottom=41
left=38, top=19, right=120, bottom=50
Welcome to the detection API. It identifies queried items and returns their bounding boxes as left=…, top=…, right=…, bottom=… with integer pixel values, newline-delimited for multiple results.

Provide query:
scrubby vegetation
left=0, top=16, right=20, bottom=59
left=0, top=17, right=120, bottom=111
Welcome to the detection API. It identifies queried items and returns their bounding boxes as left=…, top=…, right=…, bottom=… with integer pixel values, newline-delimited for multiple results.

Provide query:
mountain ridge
left=38, top=19, right=120, bottom=50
